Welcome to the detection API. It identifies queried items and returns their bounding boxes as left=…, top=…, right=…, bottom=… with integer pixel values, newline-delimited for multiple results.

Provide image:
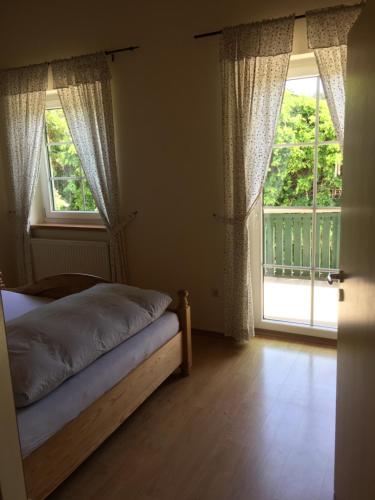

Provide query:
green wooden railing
left=263, top=210, right=341, bottom=279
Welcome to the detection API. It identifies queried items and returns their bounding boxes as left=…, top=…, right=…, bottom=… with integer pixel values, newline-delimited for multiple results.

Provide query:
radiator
left=31, top=238, right=111, bottom=281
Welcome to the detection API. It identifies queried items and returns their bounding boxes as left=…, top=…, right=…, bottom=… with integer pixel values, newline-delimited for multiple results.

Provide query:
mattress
left=1, top=290, right=53, bottom=322
left=17, top=311, right=179, bottom=457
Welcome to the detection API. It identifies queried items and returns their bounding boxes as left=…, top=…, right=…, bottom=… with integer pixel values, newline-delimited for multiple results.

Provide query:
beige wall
left=0, top=0, right=354, bottom=331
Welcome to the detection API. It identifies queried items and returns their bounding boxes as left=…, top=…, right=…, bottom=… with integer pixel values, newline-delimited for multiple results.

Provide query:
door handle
left=327, top=270, right=346, bottom=285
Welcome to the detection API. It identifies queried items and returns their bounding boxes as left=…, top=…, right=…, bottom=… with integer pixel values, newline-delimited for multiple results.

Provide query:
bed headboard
left=8, top=273, right=109, bottom=299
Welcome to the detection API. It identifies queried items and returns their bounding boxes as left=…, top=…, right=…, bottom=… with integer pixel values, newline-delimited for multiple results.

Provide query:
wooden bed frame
left=6, top=273, right=192, bottom=500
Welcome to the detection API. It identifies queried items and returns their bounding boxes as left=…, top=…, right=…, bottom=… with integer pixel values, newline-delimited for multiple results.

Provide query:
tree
left=263, top=90, right=343, bottom=207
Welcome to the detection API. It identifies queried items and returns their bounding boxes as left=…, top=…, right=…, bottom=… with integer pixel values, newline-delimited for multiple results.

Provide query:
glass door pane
left=264, top=268, right=312, bottom=325
left=313, top=271, right=339, bottom=328
left=317, top=145, right=343, bottom=208
left=264, top=147, right=314, bottom=207
left=262, top=75, right=341, bottom=331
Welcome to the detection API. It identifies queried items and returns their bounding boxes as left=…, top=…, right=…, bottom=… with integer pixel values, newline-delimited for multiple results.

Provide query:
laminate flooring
left=49, top=334, right=337, bottom=500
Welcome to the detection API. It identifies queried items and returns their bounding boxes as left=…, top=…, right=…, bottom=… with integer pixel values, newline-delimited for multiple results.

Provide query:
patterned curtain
left=221, top=16, right=294, bottom=341
left=0, top=64, right=49, bottom=284
left=306, top=4, right=362, bottom=149
left=51, top=53, right=128, bottom=283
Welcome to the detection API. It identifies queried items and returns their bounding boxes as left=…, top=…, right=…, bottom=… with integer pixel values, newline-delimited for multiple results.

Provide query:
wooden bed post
left=178, top=289, right=192, bottom=376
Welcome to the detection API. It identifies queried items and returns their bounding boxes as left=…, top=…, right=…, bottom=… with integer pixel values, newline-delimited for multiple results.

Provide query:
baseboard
left=255, top=328, right=337, bottom=347
left=192, top=328, right=337, bottom=347
left=192, top=329, right=233, bottom=341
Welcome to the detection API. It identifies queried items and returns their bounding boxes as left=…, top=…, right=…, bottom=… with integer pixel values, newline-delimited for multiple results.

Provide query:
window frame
left=40, top=91, right=101, bottom=223
left=251, top=53, right=340, bottom=340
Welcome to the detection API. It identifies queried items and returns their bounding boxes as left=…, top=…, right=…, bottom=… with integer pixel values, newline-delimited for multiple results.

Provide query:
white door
left=334, top=3, right=375, bottom=499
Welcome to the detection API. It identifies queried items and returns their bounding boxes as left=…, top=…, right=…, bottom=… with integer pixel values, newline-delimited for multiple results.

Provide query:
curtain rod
left=105, top=46, right=140, bottom=61
left=105, top=46, right=139, bottom=55
left=43, top=46, right=140, bottom=65
left=0, top=46, right=140, bottom=71
left=194, top=14, right=306, bottom=39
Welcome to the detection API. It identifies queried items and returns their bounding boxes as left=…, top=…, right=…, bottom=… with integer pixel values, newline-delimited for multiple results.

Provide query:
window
left=262, top=74, right=342, bottom=330
left=41, top=92, right=99, bottom=220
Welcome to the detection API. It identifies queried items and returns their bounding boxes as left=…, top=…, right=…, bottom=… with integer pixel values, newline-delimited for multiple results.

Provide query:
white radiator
left=31, top=238, right=111, bottom=281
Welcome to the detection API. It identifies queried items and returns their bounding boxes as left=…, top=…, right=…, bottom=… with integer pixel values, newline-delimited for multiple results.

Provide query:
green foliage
left=45, top=109, right=97, bottom=212
left=52, top=180, right=96, bottom=212
left=264, top=89, right=343, bottom=207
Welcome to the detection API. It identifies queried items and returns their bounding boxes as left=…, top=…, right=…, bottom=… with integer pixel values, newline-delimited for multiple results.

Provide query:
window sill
left=30, top=223, right=107, bottom=232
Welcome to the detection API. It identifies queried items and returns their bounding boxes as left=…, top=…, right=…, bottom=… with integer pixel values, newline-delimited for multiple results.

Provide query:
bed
left=1, top=273, right=192, bottom=500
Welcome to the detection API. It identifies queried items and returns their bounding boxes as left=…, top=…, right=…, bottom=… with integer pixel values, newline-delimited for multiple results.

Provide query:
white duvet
left=6, top=283, right=172, bottom=408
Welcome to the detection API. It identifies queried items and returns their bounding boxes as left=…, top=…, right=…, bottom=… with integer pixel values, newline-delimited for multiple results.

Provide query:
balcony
left=263, top=208, right=341, bottom=328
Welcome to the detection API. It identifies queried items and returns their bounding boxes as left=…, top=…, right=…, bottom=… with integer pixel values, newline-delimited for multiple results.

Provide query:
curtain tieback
left=108, top=211, right=139, bottom=238
left=109, top=221, right=127, bottom=238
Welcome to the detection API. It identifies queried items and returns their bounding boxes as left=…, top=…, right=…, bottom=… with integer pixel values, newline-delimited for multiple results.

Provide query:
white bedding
left=6, top=283, right=172, bottom=407
left=1, top=290, right=53, bottom=322
left=17, top=311, right=179, bottom=457
left=1, top=289, right=180, bottom=457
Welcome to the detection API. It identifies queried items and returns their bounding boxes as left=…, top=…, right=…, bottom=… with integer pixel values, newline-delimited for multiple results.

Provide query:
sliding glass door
left=262, top=76, right=342, bottom=329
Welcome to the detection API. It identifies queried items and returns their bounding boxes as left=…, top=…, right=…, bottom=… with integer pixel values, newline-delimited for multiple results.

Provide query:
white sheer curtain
left=306, top=4, right=362, bottom=149
left=221, top=16, right=294, bottom=342
left=51, top=53, right=128, bottom=283
left=0, top=64, right=48, bottom=284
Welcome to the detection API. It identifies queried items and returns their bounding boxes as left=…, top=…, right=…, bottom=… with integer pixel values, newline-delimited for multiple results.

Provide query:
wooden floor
left=49, top=334, right=337, bottom=500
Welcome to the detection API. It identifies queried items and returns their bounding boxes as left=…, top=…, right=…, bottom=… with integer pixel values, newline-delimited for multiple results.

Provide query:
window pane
left=319, top=81, right=337, bottom=142
left=317, top=144, right=343, bottom=207
left=264, top=146, right=314, bottom=207
left=275, top=77, right=317, bottom=145
left=45, top=109, right=72, bottom=143
left=263, top=268, right=312, bottom=325
left=53, top=179, right=85, bottom=211
left=82, top=179, right=97, bottom=212
left=48, top=144, right=82, bottom=178
left=264, top=212, right=312, bottom=269
left=313, top=271, right=339, bottom=328
left=314, top=211, right=341, bottom=271
left=45, top=107, right=98, bottom=213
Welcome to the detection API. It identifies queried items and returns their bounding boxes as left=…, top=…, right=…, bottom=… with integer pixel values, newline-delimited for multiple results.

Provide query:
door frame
left=251, top=53, right=339, bottom=341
